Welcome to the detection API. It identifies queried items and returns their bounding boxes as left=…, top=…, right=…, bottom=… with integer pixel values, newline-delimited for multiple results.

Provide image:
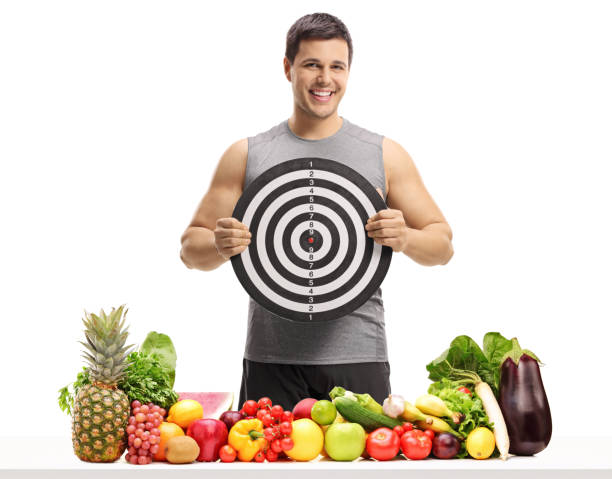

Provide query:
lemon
left=466, top=427, right=495, bottom=459
left=167, top=399, right=204, bottom=429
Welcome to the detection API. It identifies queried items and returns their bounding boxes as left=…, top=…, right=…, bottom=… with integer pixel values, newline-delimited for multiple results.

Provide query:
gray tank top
left=242, top=117, right=388, bottom=365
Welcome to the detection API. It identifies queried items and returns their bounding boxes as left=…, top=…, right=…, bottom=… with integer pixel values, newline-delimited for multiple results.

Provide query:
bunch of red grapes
left=124, top=400, right=166, bottom=465
left=241, top=397, right=294, bottom=462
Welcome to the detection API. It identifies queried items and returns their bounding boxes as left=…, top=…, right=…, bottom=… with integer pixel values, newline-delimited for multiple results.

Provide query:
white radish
left=474, top=380, right=510, bottom=460
left=443, top=363, right=511, bottom=460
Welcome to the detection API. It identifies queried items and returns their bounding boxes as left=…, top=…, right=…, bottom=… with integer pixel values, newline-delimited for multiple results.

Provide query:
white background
left=1, top=0, right=611, bottom=440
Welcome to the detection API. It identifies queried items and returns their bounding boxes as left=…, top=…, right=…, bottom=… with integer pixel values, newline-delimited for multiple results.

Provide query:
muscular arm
left=180, top=138, right=249, bottom=271
left=371, top=137, right=453, bottom=266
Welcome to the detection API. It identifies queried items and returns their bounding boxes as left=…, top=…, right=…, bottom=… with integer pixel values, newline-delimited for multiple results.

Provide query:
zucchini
left=333, top=396, right=403, bottom=431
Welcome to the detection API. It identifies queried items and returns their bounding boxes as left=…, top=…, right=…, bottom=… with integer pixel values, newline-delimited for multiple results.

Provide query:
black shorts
left=238, top=358, right=391, bottom=411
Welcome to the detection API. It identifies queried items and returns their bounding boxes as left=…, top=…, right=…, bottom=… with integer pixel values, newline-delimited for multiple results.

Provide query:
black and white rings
left=231, top=157, right=392, bottom=322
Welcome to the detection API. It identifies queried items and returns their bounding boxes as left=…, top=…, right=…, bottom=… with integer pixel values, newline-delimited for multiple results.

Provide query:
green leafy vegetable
left=59, top=331, right=179, bottom=414
left=428, top=378, right=495, bottom=458
left=120, top=351, right=178, bottom=409
left=140, top=331, right=177, bottom=387
left=57, top=367, right=90, bottom=415
left=426, top=333, right=515, bottom=396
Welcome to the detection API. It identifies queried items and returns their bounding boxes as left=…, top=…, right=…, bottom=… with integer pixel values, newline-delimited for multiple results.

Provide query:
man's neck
left=288, top=111, right=343, bottom=140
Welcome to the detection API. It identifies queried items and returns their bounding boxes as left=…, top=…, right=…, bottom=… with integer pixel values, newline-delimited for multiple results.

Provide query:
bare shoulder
left=213, top=138, right=249, bottom=190
left=382, top=136, right=415, bottom=170
left=221, top=138, right=248, bottom=171
left=381, top=136, right=419, bottom=188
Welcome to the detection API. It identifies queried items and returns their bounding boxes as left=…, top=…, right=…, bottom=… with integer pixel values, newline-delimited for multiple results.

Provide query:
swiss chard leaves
left=426, top=333, right=514, bottom=397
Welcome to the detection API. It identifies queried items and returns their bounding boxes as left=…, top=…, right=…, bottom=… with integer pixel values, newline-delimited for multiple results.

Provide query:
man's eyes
left=306, top=63, right=343, bottom=70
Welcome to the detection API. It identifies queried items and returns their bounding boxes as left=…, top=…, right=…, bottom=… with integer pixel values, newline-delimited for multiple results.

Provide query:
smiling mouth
left=309, top=90, right=335, bottom=102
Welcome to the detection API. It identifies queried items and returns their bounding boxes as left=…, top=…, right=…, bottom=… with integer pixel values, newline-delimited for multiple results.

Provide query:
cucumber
left=334, top=396, right=403, bottom=431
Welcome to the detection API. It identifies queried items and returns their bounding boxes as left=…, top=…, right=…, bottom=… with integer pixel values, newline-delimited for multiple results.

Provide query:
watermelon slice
left=177, top=392, right=234, bottom=420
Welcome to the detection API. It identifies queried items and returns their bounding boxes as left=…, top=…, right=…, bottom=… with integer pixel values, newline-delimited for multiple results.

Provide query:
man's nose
left=317, top=67, right=332, bottom=84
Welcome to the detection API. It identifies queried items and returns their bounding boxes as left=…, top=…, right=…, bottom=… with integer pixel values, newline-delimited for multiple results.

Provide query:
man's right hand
left=214, top=217, right=252, bottom=260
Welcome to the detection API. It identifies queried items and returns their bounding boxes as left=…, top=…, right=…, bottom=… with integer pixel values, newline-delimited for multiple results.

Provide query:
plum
left=432, top=432, right=461, bottom=459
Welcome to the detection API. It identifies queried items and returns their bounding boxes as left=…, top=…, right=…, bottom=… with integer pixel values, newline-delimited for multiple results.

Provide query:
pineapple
left=72, top=305, right=134, bottom=462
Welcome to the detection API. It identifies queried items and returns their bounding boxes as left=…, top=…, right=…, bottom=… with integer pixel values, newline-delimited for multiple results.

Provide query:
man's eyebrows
left=301, top=58, right=347, bottom=67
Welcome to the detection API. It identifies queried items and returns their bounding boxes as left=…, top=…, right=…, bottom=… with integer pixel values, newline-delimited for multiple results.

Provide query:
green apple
left=324, top=422, right=366, bottom=461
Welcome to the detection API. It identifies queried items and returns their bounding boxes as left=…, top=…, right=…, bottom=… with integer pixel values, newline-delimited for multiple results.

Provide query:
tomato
left=366, top=427, right=401, bottom=461
left=265, top=448, right=279, bottom=462
left=256, top=409, right=268, bottom=421
left=424, top=429, right=435, bottom=440
left=457, top=386, right=472, bottom=396
left=400, top=429, right=432, bottom=460
left=257, top=397, right=273, bottom=410
left=242, top=400, right=259, bottom=417
left=254, top=450, right=265, bottom=462
left=270, top=405, right=284, bottom=419
left=219, top=444, right=237, bottom=463
left=393, top=425, right=404, bottom=437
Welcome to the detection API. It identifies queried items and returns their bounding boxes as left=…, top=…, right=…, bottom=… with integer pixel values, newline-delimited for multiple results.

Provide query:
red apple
left=187, top=419, right=228, bottom=462
left=292, top=398, right=318, bottom=420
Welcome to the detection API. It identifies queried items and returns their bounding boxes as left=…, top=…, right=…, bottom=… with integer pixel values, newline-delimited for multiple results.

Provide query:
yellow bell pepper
left=228, top=419, right=267, bottom=462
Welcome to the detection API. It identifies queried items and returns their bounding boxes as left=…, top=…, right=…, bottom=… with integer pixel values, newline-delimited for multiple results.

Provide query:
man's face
left=284, top=37, right=350, bottom=120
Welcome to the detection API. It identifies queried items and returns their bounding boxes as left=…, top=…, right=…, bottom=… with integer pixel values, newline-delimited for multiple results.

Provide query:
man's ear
left=283, top=57, right=292, bottom=82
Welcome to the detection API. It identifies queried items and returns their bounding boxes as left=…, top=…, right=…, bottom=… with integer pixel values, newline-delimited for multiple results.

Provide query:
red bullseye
left=308, top=237, right=314, bottom=243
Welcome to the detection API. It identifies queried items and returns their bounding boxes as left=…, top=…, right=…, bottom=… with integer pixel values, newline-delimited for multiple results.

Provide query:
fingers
left=214, top=217, right=252, bottom=259
left=365, top=218, right=398, bottom=231
left=371, top=236, right=402, bottom=251
left=216, top=217, right=249, bottom=230
left=367, top=227, right=402, bottom=239
left=217, top=243, right=250, bottom=260
left=215, top=227, right=252, bottom=239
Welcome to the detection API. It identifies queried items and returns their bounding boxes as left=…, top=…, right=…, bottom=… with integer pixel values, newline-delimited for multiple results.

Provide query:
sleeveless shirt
left=242, top=117, right=388, bottom=365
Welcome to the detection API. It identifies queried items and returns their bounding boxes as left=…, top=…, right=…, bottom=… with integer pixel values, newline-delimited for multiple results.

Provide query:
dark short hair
left=285, top=13, right=353, bottom=68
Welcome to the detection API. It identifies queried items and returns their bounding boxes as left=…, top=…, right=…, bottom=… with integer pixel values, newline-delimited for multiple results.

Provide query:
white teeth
left=311, top=91, right=332, bottom=97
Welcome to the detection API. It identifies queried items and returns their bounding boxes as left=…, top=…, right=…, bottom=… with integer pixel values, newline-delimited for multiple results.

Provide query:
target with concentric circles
left=231, top=157, right=392, bottom=322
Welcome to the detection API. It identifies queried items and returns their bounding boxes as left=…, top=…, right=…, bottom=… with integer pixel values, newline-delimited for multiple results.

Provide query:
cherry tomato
left=393, top=425, right=405, bottom=437
left=281, top=411, right=294, bottom=423
left=279, top=421, right=292, bottom=435
left=400, top=429, right=432, bottom=460
left=257, top=397, right=273, bottom=410
left=256, top=408, right=267, bottom=421
left=457, top=386, right=472, bottom=396
left=366, top=427, right=401, bottom=461
left=402, top=422, right=414, bottom=433
left=270, top=405, right=284, bottom=419
left=262, top=413, right=275, bottom=427
left=265, top=448, right=279, bottom=462
left=424, top=429, right=435, bottom=440
left=219, top=445, right=237, bottom=463
left=280, top=437, right=294, bottom=451
left=263, top=427, right=276, bottom=442
left=254, top=450, right=265, bottom=463
left=271, top=439, right=283, bottom=453
left=242, top=400, right=259, bottom=417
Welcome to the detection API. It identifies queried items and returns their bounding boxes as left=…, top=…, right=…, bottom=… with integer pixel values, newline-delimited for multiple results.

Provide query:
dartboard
left=231, top=157, right=392, bottom=322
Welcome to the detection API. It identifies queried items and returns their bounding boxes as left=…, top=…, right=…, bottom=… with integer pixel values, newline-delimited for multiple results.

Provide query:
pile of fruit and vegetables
left=58, top=306, right=552, bottom=464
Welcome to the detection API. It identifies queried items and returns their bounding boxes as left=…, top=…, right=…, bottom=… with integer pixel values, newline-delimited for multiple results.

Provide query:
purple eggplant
left=499, top=352, right=552, bottom=455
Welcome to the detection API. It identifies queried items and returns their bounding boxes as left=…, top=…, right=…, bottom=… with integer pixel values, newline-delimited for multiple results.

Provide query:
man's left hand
left=365, top=188, right=411, bottom=253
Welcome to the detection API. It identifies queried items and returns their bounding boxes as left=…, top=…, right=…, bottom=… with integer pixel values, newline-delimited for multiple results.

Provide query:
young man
left=180, top=13, right=453, bottom=409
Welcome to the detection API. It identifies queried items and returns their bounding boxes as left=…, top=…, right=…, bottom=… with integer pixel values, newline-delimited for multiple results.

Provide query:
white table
left=1, top=436, right=610, bottom=478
